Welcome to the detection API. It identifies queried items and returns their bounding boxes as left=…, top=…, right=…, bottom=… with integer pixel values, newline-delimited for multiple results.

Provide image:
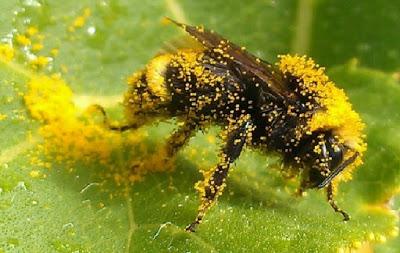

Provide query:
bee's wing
left=160, top=34, right=205, bottom=55
left=167, top=18, right=288, bottom=99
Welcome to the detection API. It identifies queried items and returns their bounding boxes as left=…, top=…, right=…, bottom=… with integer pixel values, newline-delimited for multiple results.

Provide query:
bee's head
left=298, top=132, right=359, bottom=189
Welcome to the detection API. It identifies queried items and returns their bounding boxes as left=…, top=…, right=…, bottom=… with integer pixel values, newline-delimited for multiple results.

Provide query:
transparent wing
left=167, top=18, right=289, bottom=99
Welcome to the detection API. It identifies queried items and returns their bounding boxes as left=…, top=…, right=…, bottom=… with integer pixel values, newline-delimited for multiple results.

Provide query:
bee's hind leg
left=186, top=116, right=253, bottom=232
left=91, top=104, right=139, bottom=131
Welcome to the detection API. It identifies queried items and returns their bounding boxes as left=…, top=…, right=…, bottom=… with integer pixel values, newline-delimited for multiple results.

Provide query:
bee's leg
left=186, top=117, right=253, bottom=232
left=295, top=179, right=307, bottom=197
left=327, top=183, right=350, bottom=221
left=91, top=104, right=139, bottom=132
left=141, top=119, right=198, bottom=172
left=165, top=120, right=198, bottom=157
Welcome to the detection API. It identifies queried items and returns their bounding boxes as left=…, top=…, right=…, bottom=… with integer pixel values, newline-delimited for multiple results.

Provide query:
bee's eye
left=327, top=138, right=344, bottom=171
left=309, top=166, right=325, bottom=187
left=306, top=135, right=344, bottom=188
left=330, top=147, right=343, bottom=169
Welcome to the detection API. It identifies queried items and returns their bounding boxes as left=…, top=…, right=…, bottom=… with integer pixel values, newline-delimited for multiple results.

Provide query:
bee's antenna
left=163, top=17, right=185, bottom=28
left=318, top=152, right=359, bottom=188
left=90, top=104, right=137, bottom=132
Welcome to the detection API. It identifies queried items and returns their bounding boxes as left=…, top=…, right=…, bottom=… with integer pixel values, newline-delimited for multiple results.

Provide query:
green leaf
left=311, top=0, right=400, bottom=72
left=0, top=0, right=399, bottom=252
left=376, top=195, right=400, bottom=253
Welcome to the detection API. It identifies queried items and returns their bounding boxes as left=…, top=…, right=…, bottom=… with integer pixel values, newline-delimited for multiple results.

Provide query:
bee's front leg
left=326, top=183, right=350, bottom=221
left=186, top=116, right=253, bottom=232
left=165, top=120, right=198, bottom=157
left=146, top=120, right=198, bottom=171
left=91, top=104, right=139, bottom=131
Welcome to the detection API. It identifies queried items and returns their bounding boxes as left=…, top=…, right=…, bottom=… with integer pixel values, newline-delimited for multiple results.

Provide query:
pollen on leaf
left=23, top=72, right=159, bottom=189
left=24, top=75, right=120, bottom=164
left=26, top=26, right=39, bottom=36
left=376, top=234, right=387, bottom=243
left=0, top=113, right=7, bottom=121
left=29, top=170, right=41, bottom=178
left=73, top=16, right=85, bottom=28
left=69, top=7, right=91, bottom=32
left=32, top=43, right=44, bottom=52
left=16, top=34, right=31, bottom=46
left=24, top=75, right=74, bottom=122
left=0, top=43, right=14, bottom=62
left=50, top=48, right=59, bottom=56
left=30, top=56, right=50, bottom=69
left=389, top=227, right=399, bottom=237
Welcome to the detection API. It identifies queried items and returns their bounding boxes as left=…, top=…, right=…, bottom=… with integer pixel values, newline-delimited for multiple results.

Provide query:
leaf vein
left=0, top=135, right=40, bottom=165
left=126, top=196, right=138, bottom=253
left=291, top=0, right=314, bottom=54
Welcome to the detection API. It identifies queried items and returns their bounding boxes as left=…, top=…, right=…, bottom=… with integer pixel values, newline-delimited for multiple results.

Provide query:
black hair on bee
left=97, top=18, right=366, bottom=232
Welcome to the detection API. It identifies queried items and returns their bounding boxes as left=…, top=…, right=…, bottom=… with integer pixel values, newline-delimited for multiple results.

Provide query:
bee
left=97, top=18, right=366, bottom=232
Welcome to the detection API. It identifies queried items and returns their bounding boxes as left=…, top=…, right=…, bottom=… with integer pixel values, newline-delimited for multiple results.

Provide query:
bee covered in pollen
left=98, top=18, right=366, bottom=232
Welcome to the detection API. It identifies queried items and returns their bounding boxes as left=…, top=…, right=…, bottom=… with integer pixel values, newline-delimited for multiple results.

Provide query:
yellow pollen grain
left=30, top=56, right=50, bottom=69
left=32, top=43, right=44, bottom=52
left=389, top=227, right=399, bottom=237
left=27, top=26, right=39, bottom=36
left=352, top=241, right=362, bottom=249
left=0, top=43, right=14, bottom=62
left=83, top=7, right=91, bottom=17
left=367, top=232, right=375, bottom=241
left=16, top=34, right=31, bottom=46
left=50, top=48, right=59, bottom=56
left=29, top=170, right=41, bottom=178
left=376, top=234, right=387, bottom=243
left=207, top=135, right=216, bottom=144
left=0, top=113, right=7, bottom=121
left=70, top=7, right=91, bottom=31
left=73, top=16, right=86, bottom=28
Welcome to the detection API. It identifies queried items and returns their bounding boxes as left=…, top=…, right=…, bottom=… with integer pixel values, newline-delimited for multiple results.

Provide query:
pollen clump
left=24, top=74, right=123, bottom=165
left=23, top=72, right=165, bottom=188
left=277, top=55, right=366, bottom=182
left=24, top=75, right=75, bottom=122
